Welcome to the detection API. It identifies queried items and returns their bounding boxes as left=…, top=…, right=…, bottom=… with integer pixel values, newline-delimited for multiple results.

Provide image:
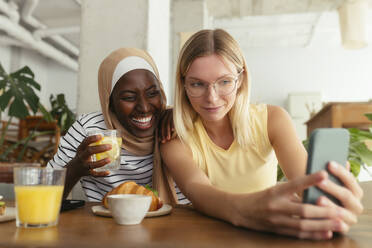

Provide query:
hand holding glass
left=88, top=129, right=122, bottom=171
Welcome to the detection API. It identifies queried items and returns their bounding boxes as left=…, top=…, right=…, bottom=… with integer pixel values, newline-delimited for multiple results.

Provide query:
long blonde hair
left=174, top=29, right=251, bottom=166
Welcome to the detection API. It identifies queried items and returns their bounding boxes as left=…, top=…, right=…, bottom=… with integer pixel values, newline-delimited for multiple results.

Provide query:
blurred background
left=1, top=0, right=372, bottom=198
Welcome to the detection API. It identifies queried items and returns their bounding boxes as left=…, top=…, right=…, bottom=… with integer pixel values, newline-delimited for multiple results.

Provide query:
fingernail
left=337, top=208, right=344, bottom=218
left=319, top=196, right=327, bottom=205
left=319, top=179, right=327, bottom=187
left=333, top=220, right=341, bottom=231
left=325, top=231, right=333, bottom=239
left=341, top=222, right=349, bottom=232
left=321, top=178, right=327, bottom=185
left=329, top=161, right=338, bottom=169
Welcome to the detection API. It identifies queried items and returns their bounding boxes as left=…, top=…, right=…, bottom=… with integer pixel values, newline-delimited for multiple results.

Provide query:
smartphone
left=60, top=199, right=85, bottom=212
left=303, top=128, right=349, bottom=206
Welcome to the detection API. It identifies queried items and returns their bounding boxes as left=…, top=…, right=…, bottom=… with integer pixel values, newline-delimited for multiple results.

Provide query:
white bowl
left=107, top=194, right=152, bottom=225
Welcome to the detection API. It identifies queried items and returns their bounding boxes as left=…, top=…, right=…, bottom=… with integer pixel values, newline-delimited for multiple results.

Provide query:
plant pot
left=0, top=162, right=41, bottom=183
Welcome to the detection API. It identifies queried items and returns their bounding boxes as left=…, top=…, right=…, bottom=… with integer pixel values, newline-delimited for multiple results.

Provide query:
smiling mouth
left=203, top=106, right=222, bottom=112
left=131, top=115, right=153, bottom=129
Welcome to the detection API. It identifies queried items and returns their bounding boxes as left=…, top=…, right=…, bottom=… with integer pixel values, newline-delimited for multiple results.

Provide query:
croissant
left=102, top=181, right=162, bottom=211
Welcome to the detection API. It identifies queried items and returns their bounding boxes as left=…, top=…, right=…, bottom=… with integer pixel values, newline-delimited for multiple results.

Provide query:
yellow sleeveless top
left=193, top=104, right=277, bottom=193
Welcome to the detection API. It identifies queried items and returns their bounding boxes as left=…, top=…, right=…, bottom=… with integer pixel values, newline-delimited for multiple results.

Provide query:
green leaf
left=0, top=79, right=6, bottom=90
left=277, top=165, right=285, bottom=181
left=302, top=139, right=309, bottom=150
left=0, top=90, right=12, bottom=110
left=348, top=128, right=372, bottom=141
left=8, top=97, right=29, bottom=119
left=349, top=159, right=361, bottom=177
left=0, top=63, right=5, bottom=74
left=17, top=75, right=41, bottom=91
left=38, top=103, right=54, bottom=122
left=18, top=83, right=39, bottom=114
left=353, top=142, right=372, bottom=166
left=11, top=66, right=35, bottom=79
left=145, top=184, right=158, bottom=197
left=48, top=93, right=76, bottom=134
left=57, top=93, right=66, bottom=105
left=365, top=113, right=372, bottom=121
left=60, top=112, right=67, bottom=131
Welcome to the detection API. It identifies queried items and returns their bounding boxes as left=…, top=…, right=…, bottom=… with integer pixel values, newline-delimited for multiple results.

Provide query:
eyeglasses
left=184, top=70, right=243, bottom=98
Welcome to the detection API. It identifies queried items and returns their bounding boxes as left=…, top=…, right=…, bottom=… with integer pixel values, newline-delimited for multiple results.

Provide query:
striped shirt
left=47, top=111, right=189, bottom=204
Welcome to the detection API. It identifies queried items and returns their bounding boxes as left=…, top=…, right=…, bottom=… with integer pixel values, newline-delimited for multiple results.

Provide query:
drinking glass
left=87, top=129, right=122, bottom=171
left=13, top=167, right=66, bottom=228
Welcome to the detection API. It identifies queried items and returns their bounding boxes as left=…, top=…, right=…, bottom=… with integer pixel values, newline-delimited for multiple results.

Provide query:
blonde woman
left=160, top=29, right=363, bottom=240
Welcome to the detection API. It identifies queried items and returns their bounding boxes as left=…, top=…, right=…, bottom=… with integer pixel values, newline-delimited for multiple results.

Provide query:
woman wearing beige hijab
left=48, top=48, right=188, bottom=205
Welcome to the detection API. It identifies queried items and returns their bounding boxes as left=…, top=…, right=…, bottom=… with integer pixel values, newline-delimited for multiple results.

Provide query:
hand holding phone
left=303, top=128, right=349, bottom=206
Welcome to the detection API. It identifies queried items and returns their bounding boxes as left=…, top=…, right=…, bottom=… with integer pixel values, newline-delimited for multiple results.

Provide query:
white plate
left=91, top=204, right=172, bottom=218
left=0, top=207, right=16, bottom=223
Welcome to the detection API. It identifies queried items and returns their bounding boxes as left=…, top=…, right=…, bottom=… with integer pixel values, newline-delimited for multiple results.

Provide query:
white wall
left=78, top=0, right=149, bottom=115
left=244, top=45, right=372, bottom=108
left=45, top=60, right=78, bottom=111
left=170, top=0, right=209, bottom=105
left=0, top=45, right=11, bottom=72
left=212, top=10, right=372, bottom=108
left=147, top=0, right=170, bottom=104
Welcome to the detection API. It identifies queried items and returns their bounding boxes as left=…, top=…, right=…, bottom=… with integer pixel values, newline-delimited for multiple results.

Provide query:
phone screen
left=303, top=128, right=349, bottom=206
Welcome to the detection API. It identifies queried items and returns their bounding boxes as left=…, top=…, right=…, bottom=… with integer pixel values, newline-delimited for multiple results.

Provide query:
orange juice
left=15, top=185, right=64, bottom=225
left=91, top=136, right=122, bottom=161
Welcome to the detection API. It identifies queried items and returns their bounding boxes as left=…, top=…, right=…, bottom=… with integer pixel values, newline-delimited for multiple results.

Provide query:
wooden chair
left=17, top=116, right=60, bottom=166
left=0, top=120, right=20, bottom=161
left=1, top=120, right=19, bottom=143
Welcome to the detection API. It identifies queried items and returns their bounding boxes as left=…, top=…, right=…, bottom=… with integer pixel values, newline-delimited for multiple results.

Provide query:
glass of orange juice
left=13, top=167, right=66, bottom=228
left=87, top=129, right=122, bottom=171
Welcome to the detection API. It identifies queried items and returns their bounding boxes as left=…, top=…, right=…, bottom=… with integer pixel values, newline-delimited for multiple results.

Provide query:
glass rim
left=87, top=129, right=121, bottom=136
left=13, top=167, right=66, bottom=171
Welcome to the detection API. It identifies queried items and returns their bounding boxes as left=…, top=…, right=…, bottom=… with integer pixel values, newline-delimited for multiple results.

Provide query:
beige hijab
left=98, top=47, right=178, bottom=205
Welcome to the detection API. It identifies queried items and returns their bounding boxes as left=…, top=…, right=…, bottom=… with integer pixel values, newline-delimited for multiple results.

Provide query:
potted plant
left=48, top=93, right=76, bottom=135
left=348, top=113, right=372, bottom=177
left=0, top=63, right=51, bottom=181
left=1, top=63, right=76, bottom=168
left=278, top=113, right=372, bottom=181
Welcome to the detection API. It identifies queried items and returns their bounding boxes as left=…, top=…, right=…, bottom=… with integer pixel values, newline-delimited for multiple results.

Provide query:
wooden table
left=1, top=203, right=372, bottom=248
left=305, top=102, right=372, bottom=137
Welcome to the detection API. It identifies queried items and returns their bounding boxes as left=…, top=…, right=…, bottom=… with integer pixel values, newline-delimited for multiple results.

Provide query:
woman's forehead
left=186, top=54, right=237, bottom=78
